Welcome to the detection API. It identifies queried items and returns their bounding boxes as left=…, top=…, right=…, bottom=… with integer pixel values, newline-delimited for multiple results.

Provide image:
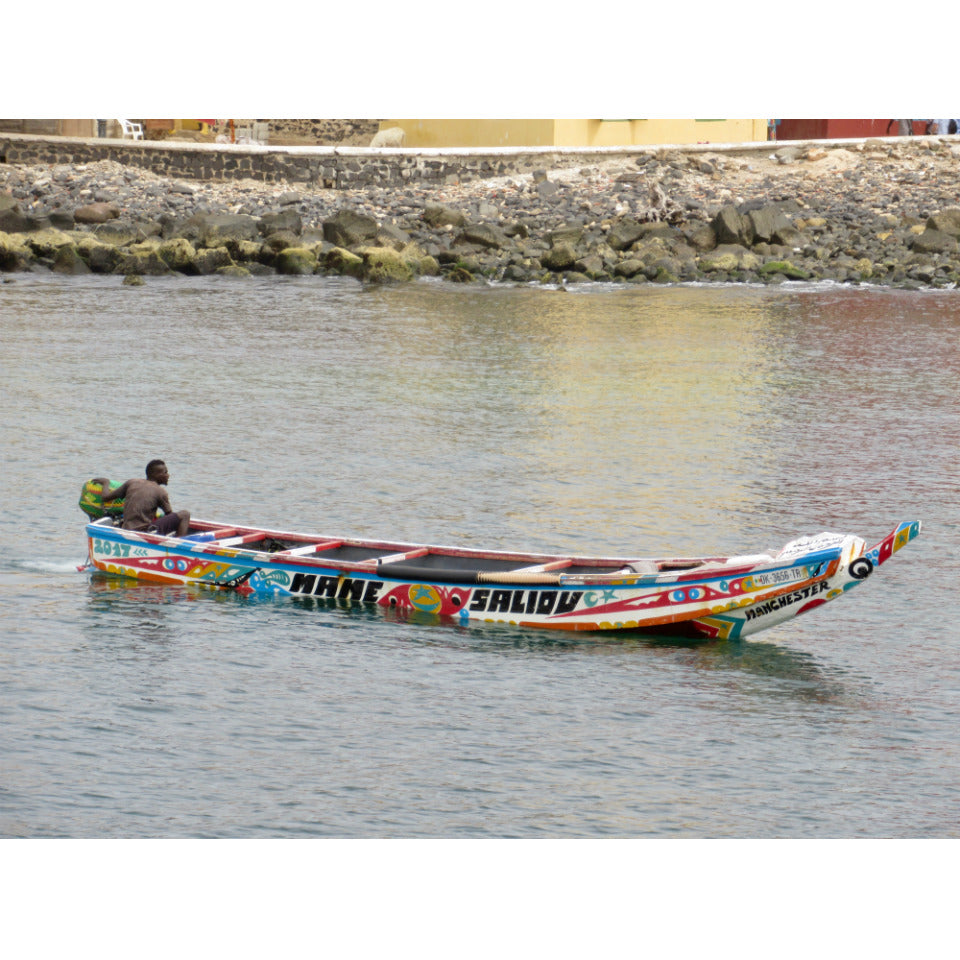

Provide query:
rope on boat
left=212, top=569, right=259, bottom=589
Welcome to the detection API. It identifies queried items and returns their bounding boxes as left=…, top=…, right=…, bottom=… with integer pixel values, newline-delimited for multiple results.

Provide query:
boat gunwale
left=85, top=518, right=848, bottom=587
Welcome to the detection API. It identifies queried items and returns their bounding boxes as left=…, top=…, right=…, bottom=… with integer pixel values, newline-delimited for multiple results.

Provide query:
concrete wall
left=0, top=131, right=776, bottom=191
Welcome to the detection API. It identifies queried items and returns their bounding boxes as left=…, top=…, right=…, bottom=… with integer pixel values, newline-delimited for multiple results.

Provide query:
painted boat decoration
left=82, top=513, right=921, bottom=638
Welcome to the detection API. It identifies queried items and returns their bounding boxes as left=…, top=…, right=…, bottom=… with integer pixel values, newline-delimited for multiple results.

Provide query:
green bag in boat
left=79, top=478, right=125, bottom=519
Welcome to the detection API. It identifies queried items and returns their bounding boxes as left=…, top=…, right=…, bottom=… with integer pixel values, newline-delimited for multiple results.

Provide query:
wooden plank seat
left=276, top=540, right=345, bottom=556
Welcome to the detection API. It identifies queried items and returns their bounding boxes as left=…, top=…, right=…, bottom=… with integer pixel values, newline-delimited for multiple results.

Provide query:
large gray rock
left=323, top=209, right=378, bottom=247
left=94, top=220, right=159, bottom=245
left=49, top=210, right=76, bottom=230
left=699, top=244, right=761, bottom=272
left=197, top=213, right=260, bottom=245
left=457, top=222, right=510, bottom=249
left=259, top=209, right=302, bottom=236
left=77, top=239, right=123, bottom=273
left=541, top=242, right=578, bottom=270
left=546, top=221, right=585, bottom=247
left=423, top=204, right=466, bottom=228
left=712, top=205, right=747, bottom=245
left=536, top=180, right=560, bottom=200
left=194, top=247, right=235, bottom=274
left=926, top=207, right=960, bottom=237
left=158, top=237, right=198, bottom=272
left=686, top=223, right=718, bottom=252
left=608, top=218, right=645, bottom=251
left=376, top=222, right=411, bottom=250
left=614, top=259, right=645, bottom=278
left=74, top=202, right=120, bottom=224
left=910, top=229, right=958, bottom=254
left=747, top=205, right=792, bottom=244
left=0, top=195, right=28, bottom=233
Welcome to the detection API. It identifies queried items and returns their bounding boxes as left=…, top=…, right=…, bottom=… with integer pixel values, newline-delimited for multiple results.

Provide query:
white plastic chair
left=117, top=119, right=144, bottom=140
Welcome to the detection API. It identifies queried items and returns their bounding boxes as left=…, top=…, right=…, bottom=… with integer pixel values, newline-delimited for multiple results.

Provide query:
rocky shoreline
left=4, top=137, right=960, bottom=287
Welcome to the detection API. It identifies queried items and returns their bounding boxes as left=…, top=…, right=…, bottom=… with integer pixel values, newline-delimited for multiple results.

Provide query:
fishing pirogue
left=80, top=482, right=920, bottom=639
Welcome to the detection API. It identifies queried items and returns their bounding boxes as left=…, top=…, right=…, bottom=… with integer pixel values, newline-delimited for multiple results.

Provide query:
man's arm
left=99, top=480, right=129, bottom=503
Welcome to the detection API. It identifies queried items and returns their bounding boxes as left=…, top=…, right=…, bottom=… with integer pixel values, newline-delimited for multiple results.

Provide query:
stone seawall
left=0, top=131, right=763, bottom=190
left=6, top=131, right=960, bottom=288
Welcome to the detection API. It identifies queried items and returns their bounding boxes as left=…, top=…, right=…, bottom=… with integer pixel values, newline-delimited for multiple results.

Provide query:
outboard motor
left=78, top=478, right=124, bottom=520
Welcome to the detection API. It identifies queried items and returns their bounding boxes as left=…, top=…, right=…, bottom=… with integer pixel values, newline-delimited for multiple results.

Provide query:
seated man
left=100, top=459, right=191, bottom=537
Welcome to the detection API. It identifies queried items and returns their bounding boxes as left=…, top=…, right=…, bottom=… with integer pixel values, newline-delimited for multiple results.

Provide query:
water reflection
left=83, top=577, right=192, bottom=656
left=253, top=586, right=854, bottom=707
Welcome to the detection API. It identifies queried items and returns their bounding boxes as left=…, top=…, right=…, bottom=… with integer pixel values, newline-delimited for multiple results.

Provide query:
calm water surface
left=1, top=275, right=957, bottom=837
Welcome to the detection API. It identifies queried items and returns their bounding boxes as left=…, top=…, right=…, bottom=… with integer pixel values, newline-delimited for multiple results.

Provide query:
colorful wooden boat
left=82, top=513, right=921, bottom=638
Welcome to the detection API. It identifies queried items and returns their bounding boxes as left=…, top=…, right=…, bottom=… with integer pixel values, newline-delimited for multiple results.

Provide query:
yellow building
left=382, top=119, right=769, bottom=148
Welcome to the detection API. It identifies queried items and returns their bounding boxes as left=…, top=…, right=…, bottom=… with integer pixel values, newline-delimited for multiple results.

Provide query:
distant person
left=886, top=119, right=914, bottom=136
left=98, top=460, right=191, bottom=537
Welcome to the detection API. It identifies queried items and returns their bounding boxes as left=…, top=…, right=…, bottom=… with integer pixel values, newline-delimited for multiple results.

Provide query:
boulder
left=197, top=213, right=260, bottom=246
left=457, top=222, right=510, bottom=249
left=323, top=209, right=379, bottom=247
left=324, top=246, right=364, bottom=279
left=275, top=246, right=318, bottom=275
left=747, top=205, right=792, bottom=244
left=76, top=237, right=123, bottom=273
left=24, top=229, right=75, bottom=258
left=446, top=265, right=475, bottom=282
left=263, top=230, right=300, bottom=253
left=49, top=210, right=76, bottom=230
left=74, top=202, right=120, bottom=224
left=158, top=237, right=198, bottom=273
left=758, top=260, right=811, bottom=280
left=546, top=221, right=585, bottom=247
left=0, top=230, right=34, bottom=270
left=423, top=204, right=467, bottom=228
left=118, top=247, right=173, bottom=276
left=699, top=244, right=761, bottom=272
left=399, top=243, right=439, bottom=276
left=358, top=246, right=414, bottom=283
left=614, top=259, right=645, bottom=278
left=194, top=247, right=235, bottom=275
left=774, top=146, right=802, bottom=164
left=910, top=229, right=958, bottom=254
left=575, top=255, right=607, bottom=279
left=637, top=221, right=680, bottom=241
left=711, top=205, right=748, bottom=245
left=926, top=207, right=960, bottom=237
left=685, top=223, right=718, bottom=252
left=231, top=240, right=264, bottom=262
left=52, top=245, right=91, bottom=274
left=215, top=265, right=253, bottom=278
left=0, top=196, right=29, bottom=233
left=376, top=222, right=412, bottom=250
left=94, top=220, right=155, bottom=245
left=259, top=210, right=302, bottom=236
left=647, top=257, right=681, bottom=282
left=608, top=218, right=645, bottom=251
left=536, top=180, right=559, bottom=200
left=541, top=242, right=578, bottom=271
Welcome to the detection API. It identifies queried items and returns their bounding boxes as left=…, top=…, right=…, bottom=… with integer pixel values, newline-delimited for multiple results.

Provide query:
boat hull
left=84, top=519, right=921, bottom=637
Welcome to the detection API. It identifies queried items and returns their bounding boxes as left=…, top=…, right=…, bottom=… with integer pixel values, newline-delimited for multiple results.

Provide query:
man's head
left=146, top=460, right=169, bottom=484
